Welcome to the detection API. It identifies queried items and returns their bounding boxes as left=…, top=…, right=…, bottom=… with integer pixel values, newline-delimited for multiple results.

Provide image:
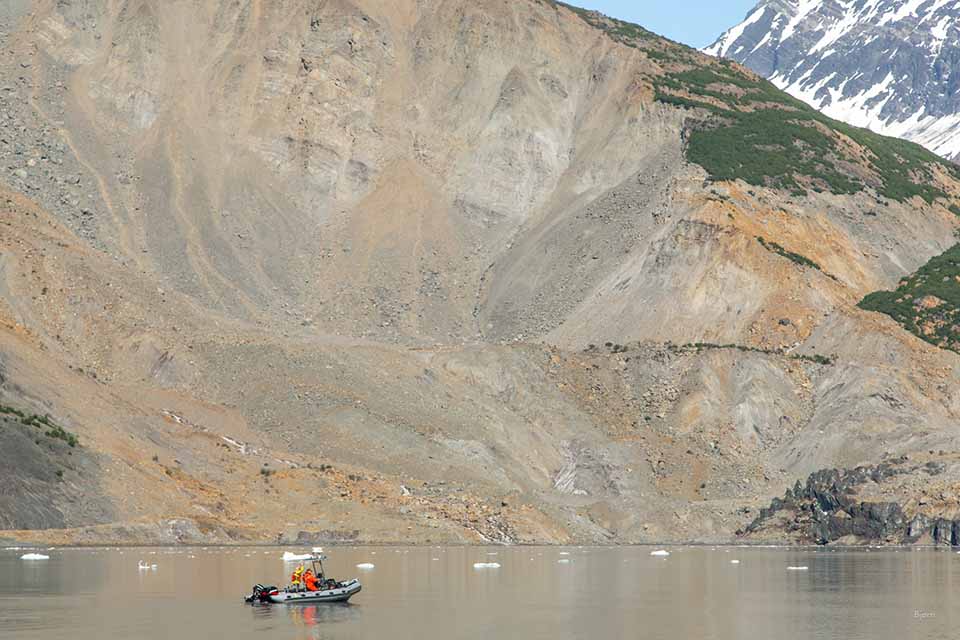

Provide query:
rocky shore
left=741, top=455, right=960, bottom=546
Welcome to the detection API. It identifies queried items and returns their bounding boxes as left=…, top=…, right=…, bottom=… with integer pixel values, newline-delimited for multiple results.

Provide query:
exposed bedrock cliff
left=742, top=455, right=960, bottom=545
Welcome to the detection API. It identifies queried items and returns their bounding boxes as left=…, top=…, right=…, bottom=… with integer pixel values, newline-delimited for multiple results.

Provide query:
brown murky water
left=2, top=546, right=959, bottom=639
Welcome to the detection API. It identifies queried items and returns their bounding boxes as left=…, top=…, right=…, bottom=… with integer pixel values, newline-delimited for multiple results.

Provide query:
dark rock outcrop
left=741, top=459, right=960, bottom=545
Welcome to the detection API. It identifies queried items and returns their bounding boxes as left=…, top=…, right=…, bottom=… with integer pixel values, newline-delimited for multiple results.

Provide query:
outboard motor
left=245, top=584, right=278, bottom=603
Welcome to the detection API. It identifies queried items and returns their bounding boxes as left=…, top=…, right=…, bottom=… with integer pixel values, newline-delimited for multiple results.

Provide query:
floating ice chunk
left=650, top=550, right=670, bottom=557
left=472, top=562, right=500, bottom=569
left=487, top=552, right=498, bottom=556
left=557, top=559, right=571, bottom=564
left=432, top=558, right=440, bottom=561
left=730, top=560, right=740, bottom=564
left=20, top=553, right=49, bottom=560
left=4, top=547, right=22, bottom=551
left=558, top=551, right=570, bottom=556
left=312, top=547, right=324, bottom=553
left=282, top=552, right=313, bottom=562
left=787, top=566, right=808, bottom=571
left=137, top=561, right=157, bottom=570
left=356, top=563, right=375, bottom=570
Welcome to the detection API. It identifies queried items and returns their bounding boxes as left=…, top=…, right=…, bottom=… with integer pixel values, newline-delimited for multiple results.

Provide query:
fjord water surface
left=1, top=546, right=958, bottom=639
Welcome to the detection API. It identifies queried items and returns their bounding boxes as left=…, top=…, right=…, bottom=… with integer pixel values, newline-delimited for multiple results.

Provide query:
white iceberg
left=472, top=562, right=501, bottom=569
left=730, top=560, right=740, bottom=564
left=282, top=552, right=313, bottom=562
left=356, top=563, right=375, bottom=570
left=650, top=550, right=671, bottom=557
left=312, top=547, right=324, bottom=553
left=557, top=559, right=571, bottom=564
left=787, top=566, right=808, bottom=571
left=20, top=553, right=49, bottom=560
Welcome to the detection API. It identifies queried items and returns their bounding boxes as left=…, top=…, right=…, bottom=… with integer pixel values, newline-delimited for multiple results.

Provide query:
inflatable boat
left=256, top=578, right=362, bottom=603
left=245, top=554, right=361, bottom=604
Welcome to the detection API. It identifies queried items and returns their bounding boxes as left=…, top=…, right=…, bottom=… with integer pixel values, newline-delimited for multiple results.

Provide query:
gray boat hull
left=268, top=579, right=361, bottom=604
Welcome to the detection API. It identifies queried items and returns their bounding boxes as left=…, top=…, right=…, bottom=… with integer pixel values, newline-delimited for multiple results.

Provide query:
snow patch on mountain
left=706, top=0, right=960, bottom=160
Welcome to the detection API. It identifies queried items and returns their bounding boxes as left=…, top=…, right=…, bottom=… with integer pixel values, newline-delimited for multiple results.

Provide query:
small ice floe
left=432, top=558, right=440, bottom=561
left=472, top=562, right=500, bottom=569
left=486, top=552, right=498, bottom=556
left=650, top=550, right=670, bottom=557
left=356, top=563, right=375, bottom=570
left=312, top=547, right=324, bottom=553
left=557, top=559, right=571, bottom=564
left=730, top=560, right=740, bottom=565
left=20, top=553, right=49, bottom=561
left=137, top=561, right=158, bottom=571
left=558, top=551, right=570, bottom=556
left=4, top=547, right=22, bottom=551
left=787, top=566, right=808, bottom=571
left=282, top=552, right=313, bottom=562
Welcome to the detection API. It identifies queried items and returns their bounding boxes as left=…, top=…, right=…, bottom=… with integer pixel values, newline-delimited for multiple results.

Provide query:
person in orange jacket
left=303, top=568, right=319, bottom=592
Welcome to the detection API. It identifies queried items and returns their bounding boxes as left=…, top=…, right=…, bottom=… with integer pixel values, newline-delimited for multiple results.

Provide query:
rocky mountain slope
left=1, top=0, right=960, bottom=546
left=706, top=0, right=960, bottom=160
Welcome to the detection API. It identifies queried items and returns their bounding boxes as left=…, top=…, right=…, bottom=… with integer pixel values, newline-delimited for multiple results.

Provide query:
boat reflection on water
left=291, top=603, right=360, bottom=627
left=250, top=600, right=361, bottom=635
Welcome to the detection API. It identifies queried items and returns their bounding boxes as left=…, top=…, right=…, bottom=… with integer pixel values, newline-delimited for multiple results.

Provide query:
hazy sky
left=569, top=1, right=758, bottom=48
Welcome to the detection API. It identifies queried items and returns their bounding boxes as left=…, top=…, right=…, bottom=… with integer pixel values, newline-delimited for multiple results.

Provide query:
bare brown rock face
left=0, top=0, right=959, bottom=546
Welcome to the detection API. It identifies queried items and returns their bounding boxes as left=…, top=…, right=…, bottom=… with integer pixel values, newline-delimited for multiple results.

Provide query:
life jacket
left=291, top=565, right=305, bottom=585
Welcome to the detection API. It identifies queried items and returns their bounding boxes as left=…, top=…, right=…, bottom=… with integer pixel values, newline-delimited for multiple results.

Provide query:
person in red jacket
left=303, top=568, right=320, bottom=592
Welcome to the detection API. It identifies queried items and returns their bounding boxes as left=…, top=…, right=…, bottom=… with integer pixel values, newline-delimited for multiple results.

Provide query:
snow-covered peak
left=705, top=0, right=960, bottom=159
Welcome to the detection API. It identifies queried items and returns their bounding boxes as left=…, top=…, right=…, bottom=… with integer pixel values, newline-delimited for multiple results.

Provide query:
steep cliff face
left=706, top=0, right=960, bottom=160
left=1, top=0, right=960, bottom=545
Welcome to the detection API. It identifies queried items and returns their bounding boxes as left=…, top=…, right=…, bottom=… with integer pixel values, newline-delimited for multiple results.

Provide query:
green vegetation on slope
left=680, top=342, right=834, bottom=366
left=0, top=404, right=79, bottom=447
left=555, top=2, right=960, bottom=204
left=582, top=340, right=834, bottom=365
left=859, top=244, right=960, bottom=352
left=756, top=236, right=824, bottom=272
